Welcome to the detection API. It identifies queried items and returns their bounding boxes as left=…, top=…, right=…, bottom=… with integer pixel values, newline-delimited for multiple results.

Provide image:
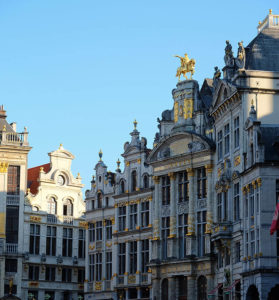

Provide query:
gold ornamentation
left=205, top=164, right=213, bottom=173
left=0, top=162, right=9, bottom=173
left=168, top=172, right=176, bottom=180
left=133, top=119, right=138, bottom=130
left=269, top=9, right=272, bottom=14
left=30, top=216, right=41, bottom=223
left=111, top=217, right=115, bottom=225
left=137, top=158, right=141, bottom=164
left=242, top=186, right=247, bottom=194
left=186, top=168, right=194, bottom=177
left=126, top=161, right=130, bottom=167
left=95, top=281, right=102, bottom=291
left=218, top=168, right=221, bottom=178
left=89, top=244, right=95, bottom=250
left=256, top=178, right=262, bottom=187
left=79, top=221, right=88, bottom=229
left=29, top=281, right=39, bottom=287
left=125, top=190, right=129, bottom=194
left=124, top=272, right=128, bottom=276
left=168, top=234, right=176, bottom=239
left=152, top=176, right=160, bottom=184
left=184, top=99, right=194, bottom=119
left=148, top=224, right=152, bottom=228
left=136, top=226, right=140, bottom=230
left=174, top=102, right=179, bottom=123
left=128, top=275, right=136, bottom=284
left=136, top=187, right=140, bottom=191
left=234, top=155, right=241, bottom=166
left=252, top=180, right=257, bottom=189
left=124, top=228, right=128, bottom=232
left=174, top=53, right=196, bottom=81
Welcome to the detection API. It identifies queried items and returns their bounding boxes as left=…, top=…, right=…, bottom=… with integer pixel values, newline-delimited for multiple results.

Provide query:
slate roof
left=245, top=28, right=279, bottom=71
left=259, top=126, right=279, bottom=161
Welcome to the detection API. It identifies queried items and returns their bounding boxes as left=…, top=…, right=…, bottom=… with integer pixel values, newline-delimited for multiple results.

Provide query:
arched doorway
left=235, top=281, right=241, bottom=300
left=268, top=284, right=279, bottom=300
left=246, top=285, right=260, bottom=300
left=197, top=276, right=207, bottom=300
left=161, top=278, right=168, bottom=300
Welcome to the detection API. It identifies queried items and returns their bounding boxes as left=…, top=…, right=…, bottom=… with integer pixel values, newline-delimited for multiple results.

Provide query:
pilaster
left=187, top=276, right=196, bottom=300
left=168, top=277, right=176, bottom=300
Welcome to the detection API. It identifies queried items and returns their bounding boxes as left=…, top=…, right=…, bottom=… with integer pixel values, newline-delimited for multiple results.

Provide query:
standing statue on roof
left=213, top=66, right=221, bottom=89
left=235, top=40, right=246, bottom=69
left=224, top=40, right=234, bottom=66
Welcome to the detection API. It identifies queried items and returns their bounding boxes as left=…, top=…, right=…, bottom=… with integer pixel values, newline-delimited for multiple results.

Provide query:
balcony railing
left=6, top=195, right=20, bottom=206
left=63, top=216, right=73, bottom=225
left=47, top=214, right=57, bottom=224
left=105, top=280, right=111, bottom=290
left=118, top=275, right=124, bottom=285
left=0, top=130, right=29, bottom=146
left=6, top=243, right=18, bottom=254
left=141, top=273, right=148, bottom=283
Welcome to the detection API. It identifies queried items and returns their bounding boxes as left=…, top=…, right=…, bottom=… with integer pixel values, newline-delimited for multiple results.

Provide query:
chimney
left=0, top=105, right=7, bottom=119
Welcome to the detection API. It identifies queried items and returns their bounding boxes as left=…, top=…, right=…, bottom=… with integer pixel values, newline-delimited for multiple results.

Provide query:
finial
left=117, top=158, right=121, bottom=168
left=133, top=119, right=138, bottom=130
left=269, top=9, right=272, bottom=15
left=99, top=149, right=103, bottom=161
left=40, top=167, right=44, bottom=172
left=92, top=175, right=95, bottom=180
left=59, top=143, right=63, bottom=150
left=3, top=125, right=6, bottom=132
left=251, top=99, right=254, bottom=106
left=259, top=21, right=262, bottom=25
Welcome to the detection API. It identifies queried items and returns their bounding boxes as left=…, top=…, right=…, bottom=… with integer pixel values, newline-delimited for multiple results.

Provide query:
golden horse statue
left=174, top=53, right=196, bottom=81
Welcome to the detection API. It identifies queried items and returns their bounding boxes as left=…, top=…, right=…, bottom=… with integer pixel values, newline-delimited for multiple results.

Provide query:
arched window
left=131, top=170, right=137, bottom=192
left=268, top=284, right=279, bottom=300
left=47, top=197, right=57, bottom=215
left=143, top=174, right=149, bottom=189
left=63, top=199, right=73, bottom=216
left=246, top=285, right=259, bottom=300
left=197, top=276, right=207, bottom=300
left=32, top=206, right=39, bottom=212
left=97, top=192, right=102, bottom=209
left=161, top=278, right=168, bottom=300
left=120, top=180, right=125, bottom=194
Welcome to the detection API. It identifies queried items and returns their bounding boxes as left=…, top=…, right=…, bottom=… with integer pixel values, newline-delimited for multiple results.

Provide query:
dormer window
left=120, top=180, right=125, bottom=194
left=131, top=170, right=137, bottom=192
left=63, top=199, right=73, bottom=216
left=97, top=192, right=102, bottom=209
left=143, top=174, right=149, bottom=189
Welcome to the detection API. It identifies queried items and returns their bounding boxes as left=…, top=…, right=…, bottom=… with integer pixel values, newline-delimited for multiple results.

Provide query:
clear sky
left=0, top=1, right=277, bottom=191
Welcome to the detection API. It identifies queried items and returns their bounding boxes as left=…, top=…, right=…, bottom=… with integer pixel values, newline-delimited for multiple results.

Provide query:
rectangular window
left=234, top=183, right=240, bottom=221
left=224, top=123, right=230, bottom=155
left=62, top=228, right=73, bottom=257
left=197, top=167, right=207, bottom=199
left=78, top=269, right=85, bottom=283
left=197, top=211, right=206, bottom=256
left=89, top=223, right=95, bottom=242
left=178, top=171, right=189, bottom=203
left=29, top=224, right=40, bottom=255
left=29, top=265, right=39, bottom=280
left=234, top=116, right=240, bottom=149
left=46, top=226, right=56, bottom=256
left=161, top=217, right=170, bottom=259
left=141, top=239, right=149, bottom=273
left=224, top=191, right=228, bottom=221
left=45, top=266, right=56, bottom=281
left=106, top=252, right=112, bottom=280
left=62, top=268, right=72, bottom=282
left=178, top=214, right=188, bottom=258
left=129, top=204, right=138, bottom=230
left=217, top=130, right=223, bottom=160
left=141, top=202, right=149, bottom=228
left=5, top=259, right=17, bottom=273
left=78, top=229, right=85, bottom=258
left=106, top=220, right=112, bottom=240
left=234, top=241, right=241, bottom=263
left=118, top=243, right=126, bottom=275
left=129, top=241, right=137, bottom=274
left=96, top=221, right=102, bottom=241
left=245, top=192, right=248, bottom=218
left=118, top=206, right=126, bottom=232
left=250, top=230, right=255, bottom=257
left=7, top=166, right=20, bottom=195
left=217, top=193, right=222, bottom=222
left=89, top=254, right=95, bottom=282
left=249, top=185, right=255, bottom=218
left=162, top=176, right=170, bottom=205
left=96, top=253, right=102, bottom=281
left=6, top=207, right=19, bottom=243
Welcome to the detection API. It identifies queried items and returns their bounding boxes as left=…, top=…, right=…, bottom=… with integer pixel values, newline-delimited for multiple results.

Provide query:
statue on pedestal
left=174, top=53, right=196, bottom=81
left=235, top=41, right=246, bottom=69
left=224, top=40, right=234, bottom=66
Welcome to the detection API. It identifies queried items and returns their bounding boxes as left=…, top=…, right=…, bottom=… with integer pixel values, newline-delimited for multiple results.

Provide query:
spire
left=249, top=99, right=257, bottom=120
left=133, top=119, right=138, bottom=130
left=130, top=119, right=140, bottom=146
left=99, top=149, right=103, bottom=161
left=116, top=158, right=121, bottom=172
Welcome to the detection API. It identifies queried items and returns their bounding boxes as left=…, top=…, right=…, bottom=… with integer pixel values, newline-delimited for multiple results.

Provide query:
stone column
left=167, top=172, right=177, bottom=259
left=187, top=276, right=196, bottom=300
left=136, top=200, right=141, bottom=230
left=168, top=277, right=176, bottom=300
left=125, top=241, right=129, bottom=285
left=114, top=204, right=119, bottom=234
left=205, top=164, right=213, bottom=254
left=152, top=176, right=160, bottom=260
left=136, top=240, right=141, bottom=284
left=186, top=168, right=196, bottom=256
left=137, top=287, right=141, bottom=299
left=125, top=203, right=129, bottom=232
left=112, top=241, right=118, bottom=288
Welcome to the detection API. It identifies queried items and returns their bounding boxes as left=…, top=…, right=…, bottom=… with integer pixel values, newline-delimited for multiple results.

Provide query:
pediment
left=148, top=132, right=213, bottom=163
left=211, top=80, right=237, bottom=111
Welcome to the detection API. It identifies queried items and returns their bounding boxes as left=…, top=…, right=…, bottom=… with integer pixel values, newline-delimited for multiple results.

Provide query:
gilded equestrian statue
left=174, top=53, right=196, bottom=81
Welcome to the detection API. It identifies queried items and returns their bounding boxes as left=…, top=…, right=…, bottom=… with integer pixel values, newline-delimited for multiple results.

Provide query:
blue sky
left=0, top=1, right=277, bottom=191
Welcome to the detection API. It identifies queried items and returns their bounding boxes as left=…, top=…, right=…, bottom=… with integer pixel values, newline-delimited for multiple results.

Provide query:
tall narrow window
left=234, top=183, right=240, bottom=221
left=129, top=204, right=137, bottom=230
left=30, top=224, right=40, bottom=255
left=47, top=197, right=57, bottom=215
left=143, top=175, right=149, bottom=189
left=234, top=116, right=240, bottom=148
left=96, top=253, right=102, bottom=281
left=63, top=199, right=73, bottom=216
left=217, top=130, right=223, bottom=161
left=197, top=211, right=206, bottom=256
left=89, top=254, right=95, bottom=281
left=250, top=230, right=255, bottom=257
left=234, top=241, right=241, bottom=263
left=178, top=171, right=189, bottom=203
left=97, top=193, right=102, bottom=209
left=178, top=214, right=188, bottom=258
left=217, top=193, right=222, bottom=222
left=118, top=243, right=126, bottom=275
left=224, top=123, right=230, bottom=155
left=162, top=176, right=170, bottom=205
left=62, top=228, right=72, bottom=257
left=29, top=265, right=39, bottom=280
left=89, top=223, right=95, bottom=242
left=45, top=266, right=56, bottom=281
left=249, top=184, right=255, bottom=221
left=129, top=241, right=137, bottom=274
left=141, top=239, right=149, bottom=273
left=106, top=252, right=112, bottom=280
left=141, top=202, right=149, bottom=228
left=106, top=220, right=112, bottom=240
left=62, top=268, right=72, bottom=282
left=131, top=170, right=137, bottom=192
left=96, top=221, right=102, bottom=241
left=6, top=207, right=19, bottom=243
left=161, top=217, right=170, bottom=259
left=78, top=229, right=85, bottom=258
left=120, top=180, right=125, bottom=194
left=7, top=166, right=20, bottom=195
left=197, top=167, right=207, bottom=199
left=224, top=191, right=228, bottom=221
left=46, top=226, right=56, bottom=256
left=118, top=206, right=126, bottom=232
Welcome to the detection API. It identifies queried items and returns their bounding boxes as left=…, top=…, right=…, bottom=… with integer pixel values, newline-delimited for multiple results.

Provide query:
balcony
left=6, top=195, right=20, bottom=206
left=5, top=243, right=18, bottom=254
left=47, top=214, right=57, bottom=224
left=105, top=280, right=111, bottom=290
left=63, top=216, right=73, bottom=225
left=211, top=222, right=233, bottom=243
left=0, top=130, right=29, bottom=146
left=118, top=275, right=124, bottom=285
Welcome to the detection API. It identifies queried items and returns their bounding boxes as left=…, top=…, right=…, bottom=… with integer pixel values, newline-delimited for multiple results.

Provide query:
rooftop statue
left=235, top=41, right=246, bottom=69
left=213, top=66, right=221, bottom=88
left=174, top=53, right=196, bottom=81
left=224, top=40, right=234, bottom=66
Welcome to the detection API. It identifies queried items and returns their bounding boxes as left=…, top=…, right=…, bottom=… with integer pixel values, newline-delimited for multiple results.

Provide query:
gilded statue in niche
left=174, top=53, right=195, bottom=81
